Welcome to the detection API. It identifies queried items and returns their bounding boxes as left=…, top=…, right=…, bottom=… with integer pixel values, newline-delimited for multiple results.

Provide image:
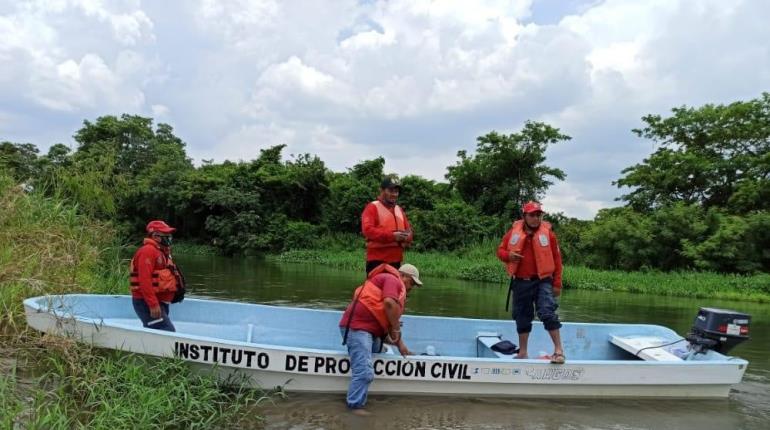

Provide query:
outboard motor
left=686, top=307, right=750, bottom=354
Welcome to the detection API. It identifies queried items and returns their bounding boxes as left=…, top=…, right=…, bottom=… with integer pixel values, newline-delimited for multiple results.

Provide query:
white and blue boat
left=24, top=294, right=750, bottom=398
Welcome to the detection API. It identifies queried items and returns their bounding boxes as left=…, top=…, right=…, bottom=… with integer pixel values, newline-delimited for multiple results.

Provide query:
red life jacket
left=351, top=264, right=406, bottom=332
left=129, top=241, right=178, bottom=294
left=366, top=200, right=406, bottom=249
left=505, top=220, right=556, bottom=279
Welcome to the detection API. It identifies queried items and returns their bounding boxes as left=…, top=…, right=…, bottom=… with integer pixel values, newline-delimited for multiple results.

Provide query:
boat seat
left=476, top=331, right=510, bottom=358
left=609, top=334, right=682, bottom=361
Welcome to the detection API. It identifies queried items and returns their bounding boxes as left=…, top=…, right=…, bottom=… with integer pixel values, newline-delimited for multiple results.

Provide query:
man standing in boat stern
left=339, top=263, right=423, bottom=415
left=361, top=176, right=413, bottom=274
left=496, top=201, right=565, bottom=364
left=129, top=220, right=180, bottom=332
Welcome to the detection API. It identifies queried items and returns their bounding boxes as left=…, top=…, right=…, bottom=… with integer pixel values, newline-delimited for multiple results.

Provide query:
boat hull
left=24, top=295, right=748, bottom=399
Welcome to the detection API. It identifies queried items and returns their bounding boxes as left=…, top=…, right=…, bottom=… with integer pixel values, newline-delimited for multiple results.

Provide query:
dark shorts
left=510, top=278, right=561, bottom=334
left=365, top=260, right=401, bottom=274
left=132, top=299, right=176, bottom=332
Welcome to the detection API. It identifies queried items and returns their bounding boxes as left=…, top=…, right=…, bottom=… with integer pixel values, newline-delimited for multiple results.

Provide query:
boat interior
left=27, top=294, right=733, bottom=363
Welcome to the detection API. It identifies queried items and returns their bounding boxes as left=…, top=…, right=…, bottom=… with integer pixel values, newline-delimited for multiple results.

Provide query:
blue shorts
left=510, top=278, right=561, bottom=334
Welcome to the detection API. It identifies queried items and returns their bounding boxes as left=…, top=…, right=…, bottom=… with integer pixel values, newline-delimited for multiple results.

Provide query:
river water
left=176, top=255, right=769, bottom=430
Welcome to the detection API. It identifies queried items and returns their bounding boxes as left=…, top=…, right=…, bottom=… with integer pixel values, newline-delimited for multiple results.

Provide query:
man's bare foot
left=351, top=408, right=372, bottom=417
left=513, top=353, right=528, bottom=359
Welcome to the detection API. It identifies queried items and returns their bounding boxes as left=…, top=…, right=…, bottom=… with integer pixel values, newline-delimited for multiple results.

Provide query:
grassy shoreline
left=271, top=248, right=770, bottom=303
left=0, top=178, right=266, bottom=428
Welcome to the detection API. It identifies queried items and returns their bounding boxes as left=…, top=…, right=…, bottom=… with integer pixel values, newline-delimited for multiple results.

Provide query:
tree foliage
left=617, top=93, right=770, bottom=212
left=0, top=142, right=41, bottom=181
left=4, top=97, right=769, bottom=275
left=446, top=121, right=569, bottom=217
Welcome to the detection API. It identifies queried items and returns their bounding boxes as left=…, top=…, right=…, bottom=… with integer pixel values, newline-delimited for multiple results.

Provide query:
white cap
left=399, top=264, right=423, bottom=286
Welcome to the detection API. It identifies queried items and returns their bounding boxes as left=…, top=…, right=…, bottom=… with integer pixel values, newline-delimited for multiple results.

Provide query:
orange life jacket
left=505, top=220, right=556, bottom=279
left=129, top=243, right=178, bottom=294
left=366, top=200, right=406, bottom=249
left=352, top=264, right=406, bottom=332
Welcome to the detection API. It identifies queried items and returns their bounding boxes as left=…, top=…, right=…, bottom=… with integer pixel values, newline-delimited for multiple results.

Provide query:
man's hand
left=149, top=305, right=161, bottom=319
left=508, top=251, right=523, bottom=262
left=386, top=329, right=401, bottom=344
left=393, top=231, right=410, bottom=242
left=397, top=339, right=412, bottom=356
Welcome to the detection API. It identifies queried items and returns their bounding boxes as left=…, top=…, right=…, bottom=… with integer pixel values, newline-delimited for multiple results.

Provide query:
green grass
left=0, top=368, right=24, bottom=429
left=60, top=347, right=266, bottom=429
left=2, top=344, right=271, bottom=429
left=0, top=176, right=269, bottom=428
left=273, top=243, right=770, bottom=303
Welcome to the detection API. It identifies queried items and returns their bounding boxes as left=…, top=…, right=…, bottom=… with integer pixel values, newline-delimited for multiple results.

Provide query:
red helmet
left=146, top=220, right=176, bottom=234
left=522, top=201, right=544, bottom=214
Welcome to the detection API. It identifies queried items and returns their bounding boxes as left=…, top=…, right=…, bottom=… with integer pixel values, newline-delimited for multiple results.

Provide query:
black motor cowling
left=686, top=307, right=750, bottom=354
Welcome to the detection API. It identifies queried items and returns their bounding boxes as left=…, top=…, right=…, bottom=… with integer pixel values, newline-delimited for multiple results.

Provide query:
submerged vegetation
left=0, top=177, right=267, bottom=428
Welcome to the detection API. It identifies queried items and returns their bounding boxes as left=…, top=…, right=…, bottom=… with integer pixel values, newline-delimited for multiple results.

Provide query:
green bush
left=684, top=211, right=770, bottom=273
left=283, top=221, right=321, bottom=251
left=410, top=201, right=497, bottom=251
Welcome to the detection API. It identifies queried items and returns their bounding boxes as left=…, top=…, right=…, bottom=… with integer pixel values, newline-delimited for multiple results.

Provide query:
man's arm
left=402, top=211, right=414, bottom=245
left=383, top=297, right=411, bottom=356
left=551, top=231, right=563, bottom=295
left=136, top=247, right=161, bottom=312
left=496, top=229, right=513, bottom=262
left=361, top=203, right=398, bottom=243
left=383, top=297, right=401, bottom=340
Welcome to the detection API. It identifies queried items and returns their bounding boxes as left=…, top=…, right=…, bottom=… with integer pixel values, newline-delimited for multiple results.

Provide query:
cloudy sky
left=1, top=0, right=769, bottom=218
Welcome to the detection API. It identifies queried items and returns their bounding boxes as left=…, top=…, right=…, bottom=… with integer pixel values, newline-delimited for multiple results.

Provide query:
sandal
left=550, top=352, right=565, bottom=364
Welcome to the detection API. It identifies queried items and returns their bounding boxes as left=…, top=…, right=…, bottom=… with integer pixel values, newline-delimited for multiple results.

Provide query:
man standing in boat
left=496, top=201, right=565, bottom=364
left=361, top=176, right=413, bottom=274
left=130, top=220, right=184, bottom=332
left=339, top=263, right=423, bottom=415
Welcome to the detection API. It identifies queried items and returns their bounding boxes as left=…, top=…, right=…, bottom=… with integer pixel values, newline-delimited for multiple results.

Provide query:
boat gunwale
left=23, top=294, right=750, bottom=367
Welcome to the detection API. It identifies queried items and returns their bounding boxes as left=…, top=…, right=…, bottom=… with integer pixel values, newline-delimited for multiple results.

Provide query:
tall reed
left=0, top=176, right=268, bottom=428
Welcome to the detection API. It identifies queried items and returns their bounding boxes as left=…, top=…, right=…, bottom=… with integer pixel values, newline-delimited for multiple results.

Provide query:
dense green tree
left=397, top=175, right=453, bottom=211
left=55, top=115, right=194, bottom=233
left=321, top=158, right=385, bottom=234
left=683, top=211, right=770, bottom=273
left=0, top=142, right=40, bottom=181
left=409, top=201, right=496, bottom=251
left=617, top=93, right=770, bottom=212
left=3, top=101, right=767, bottom=273
left=544, top=214, right=591, bottom=265
left=579, top=207, right=655, bottom=270
left=446, top=121, right=569, bottom=217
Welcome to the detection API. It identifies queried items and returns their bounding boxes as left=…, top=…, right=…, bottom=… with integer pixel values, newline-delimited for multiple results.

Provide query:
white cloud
left=3, top=0, right=770, bottom=219
left=543, top=182, right=611, bottom=220
left=339, top=29, right=396, bottom=51
left=151, top=104, right=169, bottom=117
left=0, top=0, right=156, bottom=115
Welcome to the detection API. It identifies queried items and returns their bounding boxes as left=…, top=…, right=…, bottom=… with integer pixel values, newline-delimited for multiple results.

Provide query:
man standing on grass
left=339, top=263, right=423, bottom=415
left=361, top=176, right=413, bottom=274
left=130, top=220, right=184, bottom=332
left=496, top=201, right=565, bottom=363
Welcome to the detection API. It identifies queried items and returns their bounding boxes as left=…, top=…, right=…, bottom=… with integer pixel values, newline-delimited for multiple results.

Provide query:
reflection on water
left=177, top=255, right=770, bottom=430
